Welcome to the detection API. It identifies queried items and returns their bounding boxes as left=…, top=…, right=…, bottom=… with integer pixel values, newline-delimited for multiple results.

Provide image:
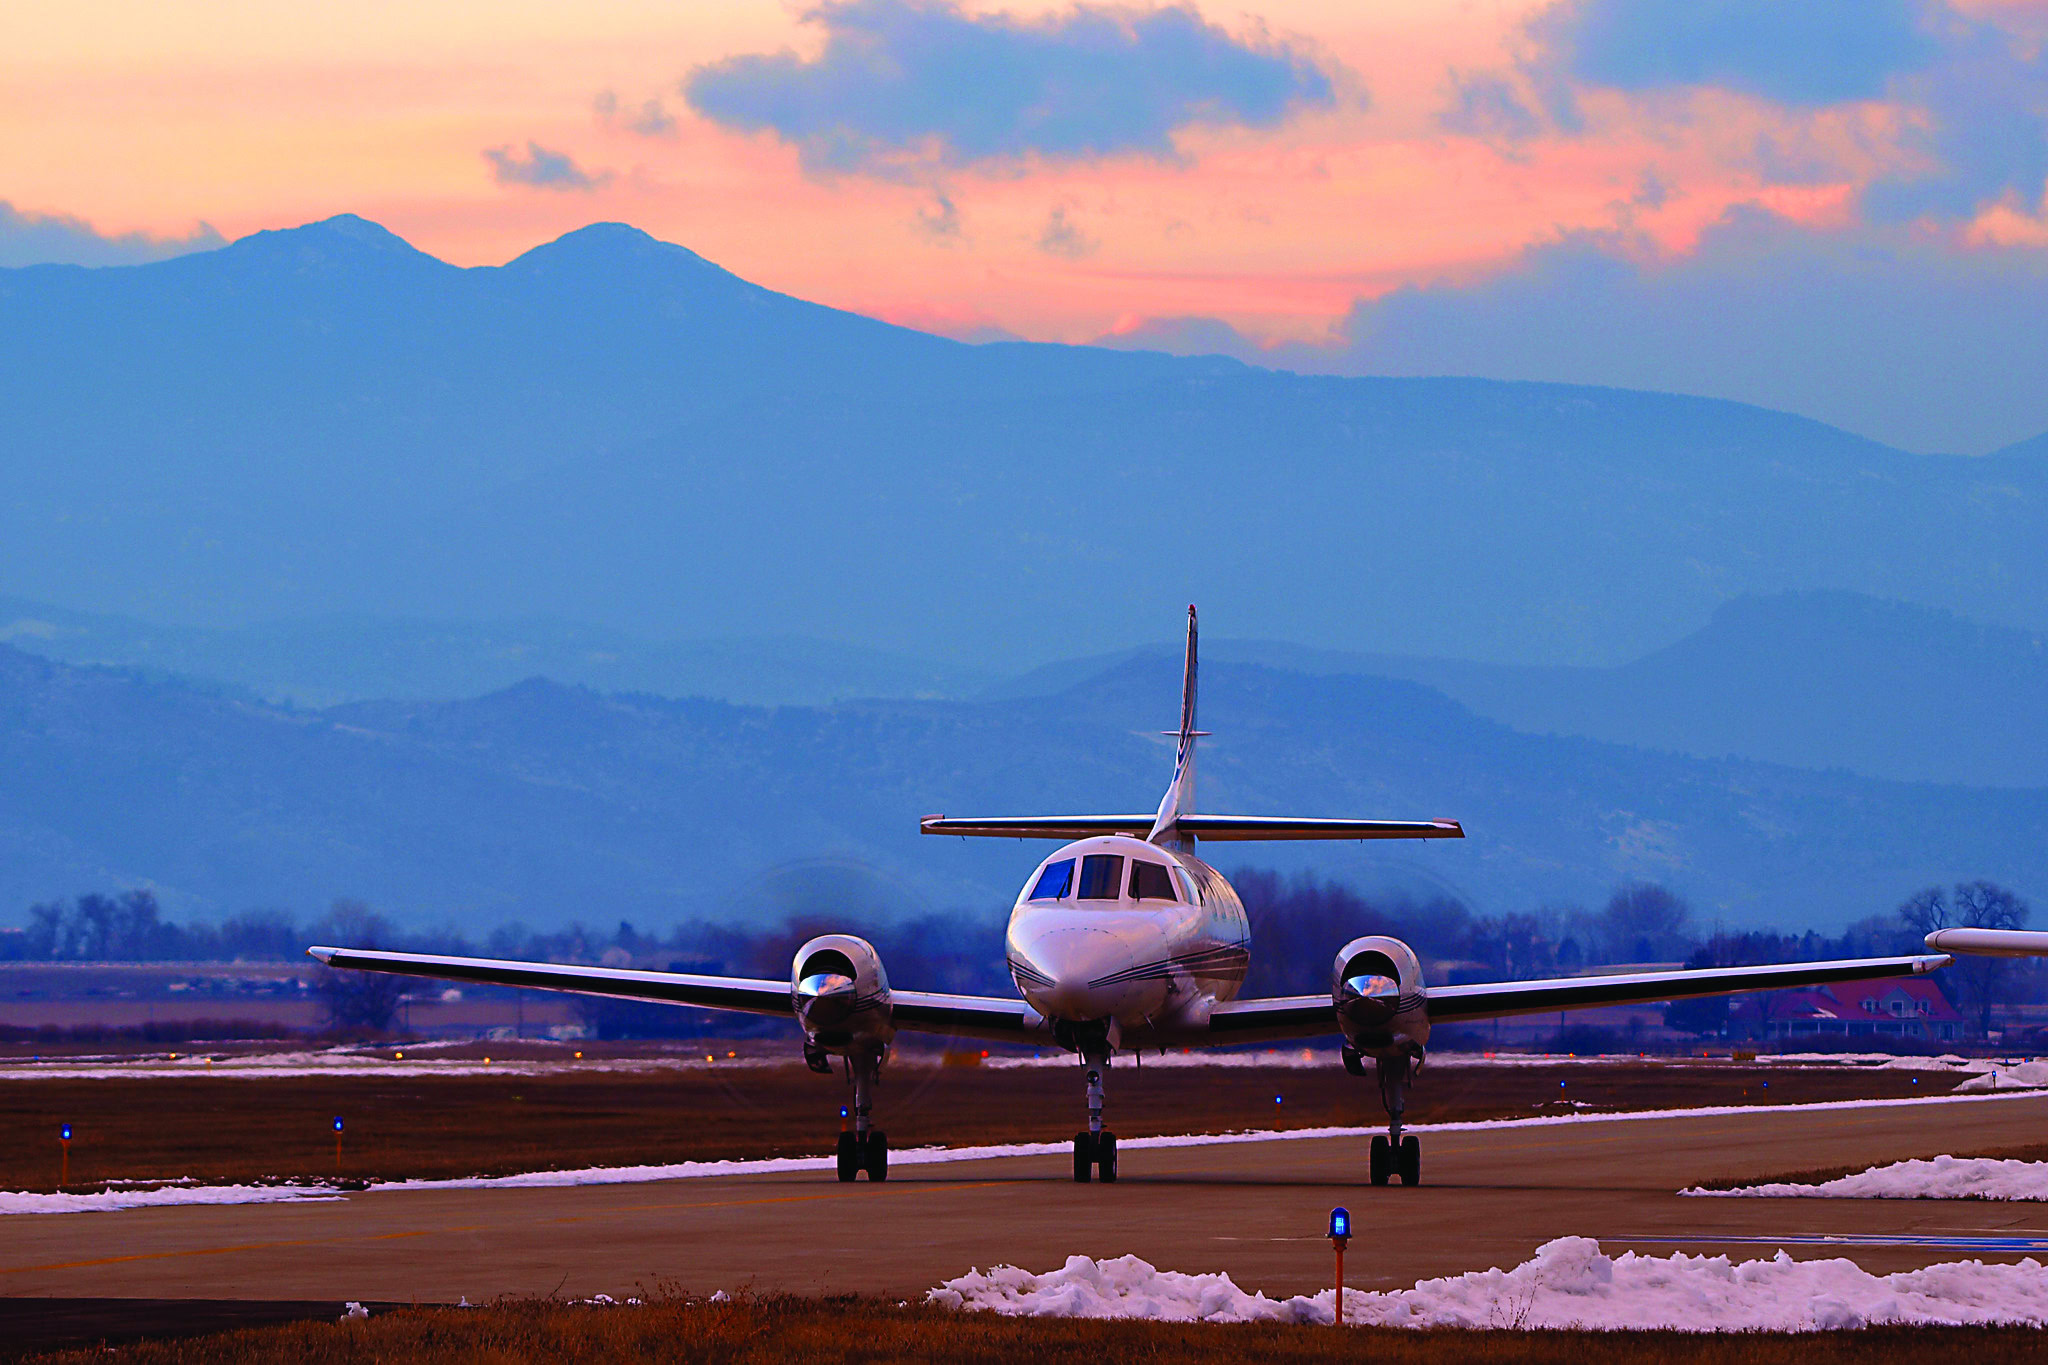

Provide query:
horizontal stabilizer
left=921, top=814, right=1463, bottom=841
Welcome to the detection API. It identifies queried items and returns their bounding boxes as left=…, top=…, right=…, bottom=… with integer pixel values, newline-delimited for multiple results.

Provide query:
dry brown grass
left=13, top=1296, right=2048, bottom=1365
left=0, top=1060, right=1959, bottom=1193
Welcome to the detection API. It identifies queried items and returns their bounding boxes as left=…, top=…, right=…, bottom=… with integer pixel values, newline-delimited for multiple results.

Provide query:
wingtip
left=307, top=945, right=336, bottom=964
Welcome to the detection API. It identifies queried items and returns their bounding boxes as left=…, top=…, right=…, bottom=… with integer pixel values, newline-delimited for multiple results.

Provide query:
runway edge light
left=1329, top=1206, right=1350, bottom=1326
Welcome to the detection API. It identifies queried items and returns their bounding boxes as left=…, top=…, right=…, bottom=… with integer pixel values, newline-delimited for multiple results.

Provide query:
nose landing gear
left=835, top=1048, right=888, bottom=1182
left=1071, top=1047, right=1118, bottom=1182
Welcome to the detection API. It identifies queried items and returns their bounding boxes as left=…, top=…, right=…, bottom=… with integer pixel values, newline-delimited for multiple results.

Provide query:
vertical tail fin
left=1149, top=605, right=1204, bottom=845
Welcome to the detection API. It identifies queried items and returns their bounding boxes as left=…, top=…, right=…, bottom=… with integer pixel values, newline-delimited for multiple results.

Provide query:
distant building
left=1736, top=978, right=1962, bottom=1042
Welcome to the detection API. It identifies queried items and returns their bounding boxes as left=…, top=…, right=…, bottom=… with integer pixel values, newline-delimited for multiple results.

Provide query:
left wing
left=1205, top=952, right=1950, bottom=1043
left=307, top=946, right=1046, bottom=1042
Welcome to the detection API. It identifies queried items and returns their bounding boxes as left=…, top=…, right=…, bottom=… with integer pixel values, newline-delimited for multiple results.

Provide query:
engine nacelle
left=1332, top=935, right=1429, bottom=1060
left=791, top=933, right=895, bottom=1057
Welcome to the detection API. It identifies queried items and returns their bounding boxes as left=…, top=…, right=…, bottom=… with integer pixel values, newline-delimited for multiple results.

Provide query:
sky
left=3, top=0, right=2046, bottom=454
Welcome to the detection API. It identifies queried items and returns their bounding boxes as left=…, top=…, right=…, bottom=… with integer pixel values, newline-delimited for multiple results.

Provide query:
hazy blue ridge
left=1, top=642, right=2042, bottom=936
left=0, top=596, right=991, bottom=707
left=2, top=216, right=2044, bottom=673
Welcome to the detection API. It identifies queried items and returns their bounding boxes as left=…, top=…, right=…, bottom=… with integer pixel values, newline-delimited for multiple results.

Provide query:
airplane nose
left=1012, top=926, right=1165, bottom=1021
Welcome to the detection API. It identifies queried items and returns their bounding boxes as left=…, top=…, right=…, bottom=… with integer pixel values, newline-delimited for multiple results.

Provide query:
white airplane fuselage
left=1003, top=834, right=1249, bottom=1043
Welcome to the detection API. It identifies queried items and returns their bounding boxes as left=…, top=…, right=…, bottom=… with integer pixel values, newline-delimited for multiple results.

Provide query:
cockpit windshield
left=1029, top=858, right=1074, bottom=901
left=1076, top=854, right=1124, bottom=900
left=1128, top=860, right=1176, bottom=900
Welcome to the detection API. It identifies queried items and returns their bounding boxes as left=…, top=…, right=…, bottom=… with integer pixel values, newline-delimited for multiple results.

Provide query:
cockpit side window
left=1128, top=860, right=1176, bottom=901
left=1077, top=854, right=1125, bottom=900
left=1029, top=859, right=1074, bottom=901
left=1170, top=866, right=1200, bottom=905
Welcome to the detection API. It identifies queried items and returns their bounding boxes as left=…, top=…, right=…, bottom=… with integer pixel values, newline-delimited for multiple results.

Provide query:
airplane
left=311, top=606, right=2034, bottom=1188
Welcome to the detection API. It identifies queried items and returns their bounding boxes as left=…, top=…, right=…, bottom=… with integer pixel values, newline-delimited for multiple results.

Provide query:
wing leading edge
left=306, top=947, right=1047, bottom=1043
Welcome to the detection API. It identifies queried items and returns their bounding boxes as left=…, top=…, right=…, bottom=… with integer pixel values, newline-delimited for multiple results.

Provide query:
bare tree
left=311, top=899, right=405, bottom=1033
left=1897, top=883, right=2032, bottom=1038
left=1596, top=882, right=1693, bottom=964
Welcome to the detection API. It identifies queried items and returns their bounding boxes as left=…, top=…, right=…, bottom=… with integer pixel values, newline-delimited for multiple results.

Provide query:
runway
left=6, top=1093, right=2047, bottom=1304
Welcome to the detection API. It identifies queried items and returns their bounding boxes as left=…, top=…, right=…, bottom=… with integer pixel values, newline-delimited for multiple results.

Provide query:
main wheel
left=836, top=1131, right=859, bottom=1183
left=1369, top=1134, right=1390, bottom=1186
left=1097, top=1131, right=1118, bottom=1183
left=1398, top=1135, right=1420, bottom=1186
left=1073, top=1132, right=1094, bottom=1183
left=864, top=1130, right=889, bottom=1182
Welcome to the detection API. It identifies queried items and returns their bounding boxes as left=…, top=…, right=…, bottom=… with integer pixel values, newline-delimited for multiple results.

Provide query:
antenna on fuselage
left=1148, top=605, right=1208, bottom=846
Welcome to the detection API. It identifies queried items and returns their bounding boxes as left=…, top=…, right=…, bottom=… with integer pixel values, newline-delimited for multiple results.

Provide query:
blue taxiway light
left=1329, top=1206, right=1350, bottom=1240
left=333, top=1116, right=345, bottom=1133
left=60, top=1123, right=71, bottom=1141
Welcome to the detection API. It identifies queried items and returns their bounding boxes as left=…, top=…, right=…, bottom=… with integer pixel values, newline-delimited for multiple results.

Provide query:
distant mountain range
left=2, top=215, right=2044, bottom=674
left=2, top=642, right=2042, bottom=936
left=4, top=587, right=2043, bottom=788
left=4, top=214, right=2044, bottom=940
left=994, top=592, right=2048, bottom=790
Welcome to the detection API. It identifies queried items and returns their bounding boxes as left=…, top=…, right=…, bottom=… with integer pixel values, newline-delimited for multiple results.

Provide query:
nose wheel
left=1369, top=1133, right=1420, bottom=1186
left=1072, top=1130, right=1118, bottom=1182
left=1071, top=1048, right=1118, bottom=1182
left=837, top=1129, right=888, bottom=1182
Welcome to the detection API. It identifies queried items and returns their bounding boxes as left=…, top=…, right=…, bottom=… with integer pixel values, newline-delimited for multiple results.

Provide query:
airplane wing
left=307, top=947, right=1047, bottom=1043
left=921, top=814, right=1463, bottom=841
left=1204, top=952, right=1951, bottom=1043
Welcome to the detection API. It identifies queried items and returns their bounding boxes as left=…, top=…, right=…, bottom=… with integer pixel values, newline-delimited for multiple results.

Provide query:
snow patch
left=0, top=1048, right=771, bottom=1082
left=0, top=1183, right=344, bottom=1215
left=928, top=1237, right=2048, bottom=1330
left=1688, top=1155, right=2048, bottom=1201
left=1955, top=1061, right=2048, bottom=1091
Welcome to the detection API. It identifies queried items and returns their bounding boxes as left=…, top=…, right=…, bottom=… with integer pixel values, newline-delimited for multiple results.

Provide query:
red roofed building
left=1734, top=977, right=1964, bottom=1042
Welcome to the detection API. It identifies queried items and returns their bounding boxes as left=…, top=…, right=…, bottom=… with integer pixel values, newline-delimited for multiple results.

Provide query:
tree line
left=5, top=873, right=2036, bottom=1040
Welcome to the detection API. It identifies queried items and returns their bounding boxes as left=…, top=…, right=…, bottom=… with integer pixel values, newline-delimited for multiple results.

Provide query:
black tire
left=865, top=1130, right=889, bottom=1182
left=1369, top=1134, right=1390, bottom=1186
left=1073, top=1132, right=1094, bottom=1183
left=1097, top=1131, right=1118, bottom=1183
left=836, top=1131, right=859, bottom=1183
left=1398, top=1135, right=1420, bottom=1186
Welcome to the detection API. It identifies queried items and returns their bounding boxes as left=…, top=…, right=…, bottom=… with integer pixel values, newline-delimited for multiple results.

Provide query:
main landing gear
left=1071, top=1048, right=1118, bottom=1183
left=1361, top=1049, right=1422, bottom=1187
left=835, top=1048, right=888, bottom=1182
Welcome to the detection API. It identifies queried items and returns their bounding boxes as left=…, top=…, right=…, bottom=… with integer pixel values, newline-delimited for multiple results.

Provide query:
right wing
left=1203, top=952, right=1950, bottom=1044
left=921, top=814, right=1463, bottom=841
left=307, top=946, right=1047, bottom=1043
left=1423, top=953, right=1950, bottom=1023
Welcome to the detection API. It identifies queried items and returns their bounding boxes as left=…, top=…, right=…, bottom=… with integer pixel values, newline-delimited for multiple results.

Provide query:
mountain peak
left=218, top=214, right=448, bottom=270
left=502, top=222, right=728, bottom=278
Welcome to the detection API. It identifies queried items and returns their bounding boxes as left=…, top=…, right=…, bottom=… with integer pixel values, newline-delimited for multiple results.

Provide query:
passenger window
left=1077, top=854, right=1125, bottom=900
left=1029, top=859, right=1074, bottom=901
left=1129, top=861, right=1176, bottom=900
